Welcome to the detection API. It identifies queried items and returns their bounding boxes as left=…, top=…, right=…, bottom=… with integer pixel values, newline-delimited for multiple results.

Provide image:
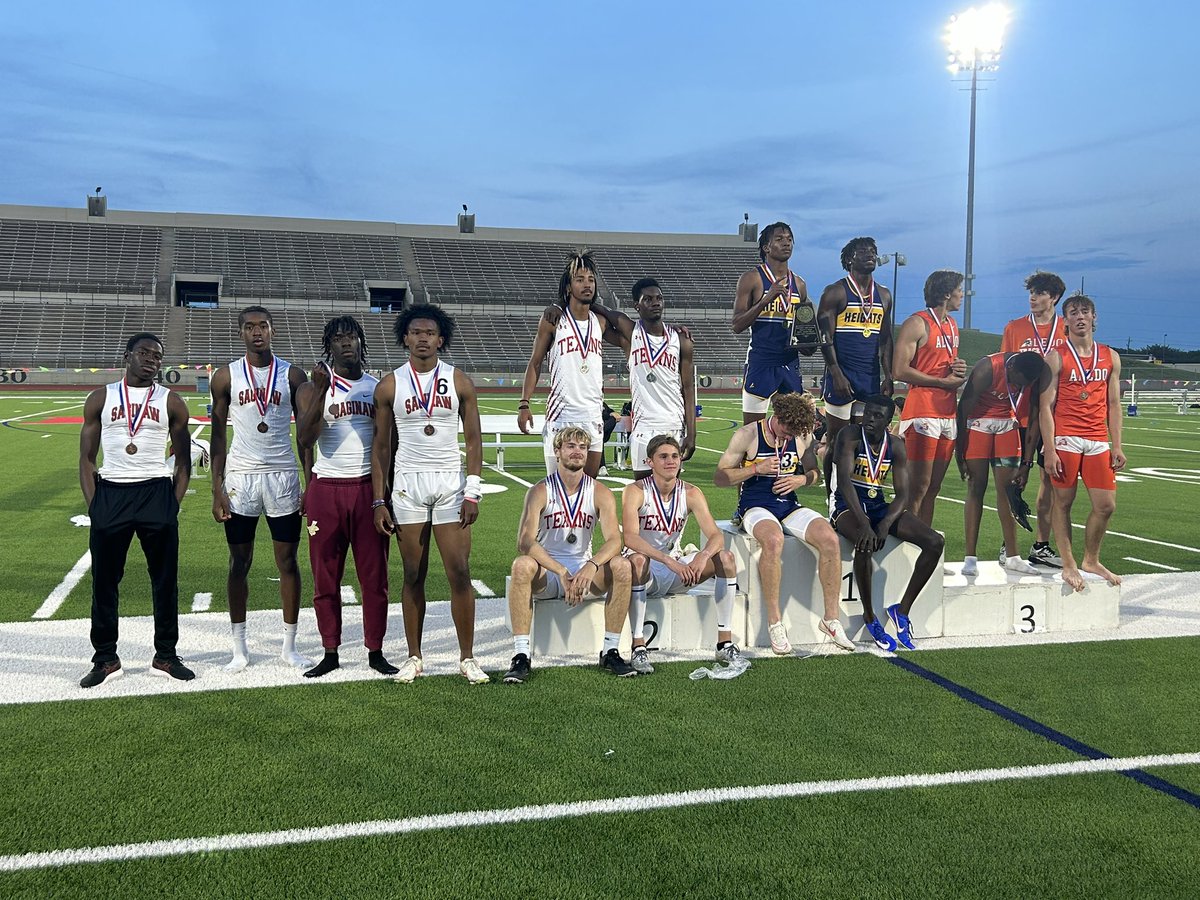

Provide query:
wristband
left=371, top=499, right=388, bottom=509
left=464, top=474, right=483, bottom=502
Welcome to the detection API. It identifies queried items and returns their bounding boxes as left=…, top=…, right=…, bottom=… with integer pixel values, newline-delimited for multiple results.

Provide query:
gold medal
left=862, top=328, right=873, bottom=338
left=867, top=487, right=879, bottom=499
left=1079, top=390, right=1089, bottom=400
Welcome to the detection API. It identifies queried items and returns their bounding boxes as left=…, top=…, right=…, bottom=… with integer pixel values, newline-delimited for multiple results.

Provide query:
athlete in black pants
left=77, top=333, right=195, bottom=688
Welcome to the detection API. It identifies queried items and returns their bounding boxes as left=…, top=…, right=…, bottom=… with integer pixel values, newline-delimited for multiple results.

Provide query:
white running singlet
left=98, top=381, right=173, bottom=482
left=537, top=473, right=597, bottom=566
left=226, top=356, right=297, bottom=474
left=634, top=477, right=690, bottom=554
left=547, top=311, right=604, bottom=425
left=313, top=371, right=379, bottom=478
left=629, top=324, right=684, bottom=433
left=392, top=361, right=461, bottom=473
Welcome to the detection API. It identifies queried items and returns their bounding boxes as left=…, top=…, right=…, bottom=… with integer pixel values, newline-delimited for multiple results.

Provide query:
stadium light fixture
left=877, top=252, right=907, bottom=336
left=944, top=3, right=1010, bottom=330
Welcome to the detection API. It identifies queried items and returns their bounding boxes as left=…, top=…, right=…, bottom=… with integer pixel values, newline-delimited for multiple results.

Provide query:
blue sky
left=3, top=1, right=1197, bottom=348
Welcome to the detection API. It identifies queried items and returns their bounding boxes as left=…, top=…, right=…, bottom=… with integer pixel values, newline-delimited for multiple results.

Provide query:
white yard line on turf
left=1, top=401, right=84, bottom=424
left=2, top=752, right=1196, bottom=872
left=190, top=593, right=213, bottom=612
left=472, top=579, right=496, bottom=597
left=1124, top=557, right=1181, bottom=572
left=32, top=552, right=91, bottom=619
left=936, top=495, right=1200, bottom=554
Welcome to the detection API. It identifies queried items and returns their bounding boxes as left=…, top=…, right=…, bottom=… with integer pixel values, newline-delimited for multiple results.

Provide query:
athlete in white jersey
left=372, top=304, right=488, bottom=685
left=296, top=316, right=398, bottom=679
left=519, top=249, right=609, bottom=477
left=209, top=306, right=313, bottom=672
left=621, top=435, right=741, bottom=675
left=78, top=333, right=194, bottom=687
left=503, top=426, right=636, bottom=683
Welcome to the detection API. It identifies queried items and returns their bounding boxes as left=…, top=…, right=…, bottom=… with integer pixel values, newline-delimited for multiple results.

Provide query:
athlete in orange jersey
left=892, top=270, right=967, bottom=527
left=954, top=351, right=1047, bottom=575
left=1001, top=271, right=1068, bottom=568
left=1039, top=295, right=1126, bottom=592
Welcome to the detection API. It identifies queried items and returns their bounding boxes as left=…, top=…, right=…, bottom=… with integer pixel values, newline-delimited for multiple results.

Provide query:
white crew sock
left=602, top=632, right=620, bottom=654
left=282, top=621, right=298, bottom=655
left=224, top=621, right=249, bottom=672
left=514, top=635, right=531, bottom=657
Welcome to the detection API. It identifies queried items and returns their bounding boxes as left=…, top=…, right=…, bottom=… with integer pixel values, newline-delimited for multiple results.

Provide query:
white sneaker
left=459, top=657, right=490, bottom=684
left=768, top=621, right=792, bottom=655
left=597, top=466, right=609, bottom=476
left=819, top=618, right=856, bottom=652
left=715, top=643, right=751, bottom=669
left=630, top=647, right=655, bottom=674
left=961, top=557, right=979, bottom=576
left=1004, top=555, right=1039, bottom=575
left=394, top=655, right=424, bottom=684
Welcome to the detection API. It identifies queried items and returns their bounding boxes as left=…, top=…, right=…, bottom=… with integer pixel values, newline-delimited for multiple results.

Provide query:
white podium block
left=503, top=575, right=605, bottom=658
left=634, top=586, right=748, bottom=652
left=721, top=521, right=943, bottom=648
left=941, top=563, right=1120, bottom=635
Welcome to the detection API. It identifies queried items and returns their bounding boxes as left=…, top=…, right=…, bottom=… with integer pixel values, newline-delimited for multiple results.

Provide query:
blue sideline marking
left=887, top=655, right=1200, bottom=810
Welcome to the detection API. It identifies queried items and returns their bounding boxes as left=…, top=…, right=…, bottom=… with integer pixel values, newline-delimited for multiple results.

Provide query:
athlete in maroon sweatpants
left=295, top=316, right=396, bottom=677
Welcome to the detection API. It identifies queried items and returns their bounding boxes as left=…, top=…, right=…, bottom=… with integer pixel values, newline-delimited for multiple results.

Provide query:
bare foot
left=1061, top=566, right=1086, bottom=592
left=1081, top=559, right=1122, bottom=587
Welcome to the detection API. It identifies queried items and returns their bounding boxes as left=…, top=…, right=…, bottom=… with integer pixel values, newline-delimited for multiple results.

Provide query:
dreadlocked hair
left=840, top=236, right=877, bottom=271
left=321, top=315, right=367, bottom=364
left=557, top=248, right=599, bottom=305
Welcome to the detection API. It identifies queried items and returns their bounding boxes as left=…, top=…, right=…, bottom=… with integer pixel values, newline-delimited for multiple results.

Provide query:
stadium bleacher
left=0, top=219, right=159, bottom=296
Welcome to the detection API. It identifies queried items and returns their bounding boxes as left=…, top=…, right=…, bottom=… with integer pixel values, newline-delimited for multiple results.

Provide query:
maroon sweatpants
left=306, top=475, right=390, bottom=650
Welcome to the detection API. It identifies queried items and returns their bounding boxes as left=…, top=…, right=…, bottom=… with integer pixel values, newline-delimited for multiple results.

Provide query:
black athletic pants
left=88, top=477, right=180, bottom=664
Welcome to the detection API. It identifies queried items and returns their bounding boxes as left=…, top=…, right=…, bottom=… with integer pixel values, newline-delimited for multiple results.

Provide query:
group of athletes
left=76, top=223, right=1125, bottom=687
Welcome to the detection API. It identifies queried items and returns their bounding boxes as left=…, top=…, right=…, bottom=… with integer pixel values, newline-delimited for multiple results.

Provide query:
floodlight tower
left=945, top=3, right=1010, bottom=330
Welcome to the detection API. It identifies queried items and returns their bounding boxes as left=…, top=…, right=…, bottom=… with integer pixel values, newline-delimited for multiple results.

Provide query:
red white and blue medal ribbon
left=760, top=264, right=794, bottom=313
left=861, top=427, right=888, bottom=487
left=647, top=477, right=681, bottom=537
left=1002, top=363, right=1022, bottom=419
left=928, top=310, right=955, bottom=370
left=637, top=322, right=671, bottom=373
left=551, top=473, right=586, bottom=531
left=324, top=362, right=353, bottom=397
left=565, top=311, right=595, bottom=365
left=119, top=378, right=155, bottom=445
left=845, top=276, right=876, bottom=331
left=1029, top=314, right=1059, bottom=357
left=243, top=356, right=279, bottom=421
left=407, top=362, right=441, bottom=420
left=1063, top=341, right=1097, bottom=393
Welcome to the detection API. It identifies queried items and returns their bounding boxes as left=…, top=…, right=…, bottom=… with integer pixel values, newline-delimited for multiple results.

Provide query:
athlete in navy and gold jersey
left=817, top=237, right=893, bottom=490
left=715, top=391, right=855, bottom=654
left=733, top=222, right=815, bottom=425
left=830, top=395, right=943, bottom=653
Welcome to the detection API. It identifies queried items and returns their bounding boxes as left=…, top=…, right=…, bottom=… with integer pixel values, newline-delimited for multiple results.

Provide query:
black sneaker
left=80, top=659, right=123, bottom=689
left=503, top=653, right=532, bottom=684
left=150, top=656, right=196, bottom=681
left=599, top=648, right=638, bottom=677
left=1028, top=543, right=1064, bottom=569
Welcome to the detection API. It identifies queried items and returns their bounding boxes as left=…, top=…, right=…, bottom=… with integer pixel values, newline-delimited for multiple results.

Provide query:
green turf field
left=2, top=391, right=1198, bottom=898
left=1, top=390, right=1197, bottom=622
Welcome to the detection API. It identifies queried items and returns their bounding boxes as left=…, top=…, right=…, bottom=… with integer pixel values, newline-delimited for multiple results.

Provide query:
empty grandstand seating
left=411, top=238, right=758, bottom=309
left=173, top=228, right=407, bottom=304
left=0, top=219, right=159, bottom=296
left=0, top=302, right=171, bottom=368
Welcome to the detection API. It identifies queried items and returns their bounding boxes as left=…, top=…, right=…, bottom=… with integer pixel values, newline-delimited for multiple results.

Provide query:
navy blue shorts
left=743, top=361, right=805, bottom=400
